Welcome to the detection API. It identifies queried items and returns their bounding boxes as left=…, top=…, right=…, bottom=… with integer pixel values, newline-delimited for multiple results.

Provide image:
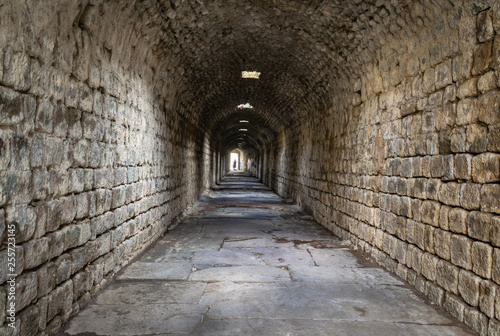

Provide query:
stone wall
left=263, top=2, right=500, bottom=335
left=0, top=2, right=211, bottom=335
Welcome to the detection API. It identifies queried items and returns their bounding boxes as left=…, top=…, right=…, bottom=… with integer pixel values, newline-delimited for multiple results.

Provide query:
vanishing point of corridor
left=60, top=173, right=473, bottom=336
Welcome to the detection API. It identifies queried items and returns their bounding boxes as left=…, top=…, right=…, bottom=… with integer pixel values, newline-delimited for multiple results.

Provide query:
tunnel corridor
left=0, top=0, right=500, bottom=335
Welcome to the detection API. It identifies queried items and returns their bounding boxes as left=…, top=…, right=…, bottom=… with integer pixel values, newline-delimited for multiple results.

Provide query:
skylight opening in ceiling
left=242, top=71, right=260, bottom=79
left=238, top=103, right=253, bottom=109
left=240, top=120, right=249, bottom=123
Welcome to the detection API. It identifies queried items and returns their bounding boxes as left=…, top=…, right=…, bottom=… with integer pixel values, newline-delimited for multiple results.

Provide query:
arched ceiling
left=90, top=0, right=460, bottom=154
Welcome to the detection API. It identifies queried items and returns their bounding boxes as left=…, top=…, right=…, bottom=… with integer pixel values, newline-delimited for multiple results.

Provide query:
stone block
left=463, top=306, right=489, bottom=336
left=426, top=179, right=442, bottom=201
left=459, top=269, right=481, bottom=306
left=479, top=280, right=497, bottom=318
left=19, top=304, right=40, bottom=336
left=492, top=217, right=500, bottom=247
left=53, top=103, right=68, bottom=138
left=437, top=259, right=459, bottom=294
left=82, top=112, right=104, bottom=141
left=478, top=71, right=497, bottom=93
left=468, top=211, right=493, bottom=242
left=438, top=182, right=461, bottom=207
left=482, top=184, right=500, bottom=214
left=434, top=228, right=452, bottom=260
left=67, top=108, right=82, bottom=139
left=472, top=40, right=493, bottom=75
left=46, top=200, right=62, bottom=232
left=72, top=139, right=89, bottom=167
left=450, top=127, right=467, bottom=152
left=421, top=252, right=438, bottom=281
left=47, top=280, right=73, bottom=322
left=60, top=195, right=76, bottom=225
left=457, top=98, right=478, bottom=125
left=6, top=205, right=36, bottom=243
left=460, top=183, right=481, bottom=210
left=23, top=237, right=49, bottom=270
left=35, top=98, right=54, bottom=134
left=451, top=234, right=473, bottom=270
left=467, top=124, right=488, bottom=153
left=75, top=193, right=90, bottom=220
left=477, top=9, right=495, bottom=43
left=69, top=169, right=84, bottom=194
left=55, top=254, right=72, bottom=285
left=457, top=78, right=478, bottom=99
left=492, top=248, right=500, bottom=284
left=111, top=186, right=126, bottom=209
left=443, top=293, right=466, bottom=322
left=420, top=200, right=440, bottom=227
left=2, top=51, right=30, bottom=91
left=489, top=319, right=500, bottom=336
left=477, top=88, right=500, bottom=125
left=472, top=241, right=493, bottom=278
left=16, top=271, right=37, bottom=311
left=84, top=169, right=94, bottom=191
left=413, top=178, right=427, bottom=199
left=489, top=125, right=500, bottom=152
left=435, top=59, right=453, bottom=90
left=47, top=231, right=64, bottom=260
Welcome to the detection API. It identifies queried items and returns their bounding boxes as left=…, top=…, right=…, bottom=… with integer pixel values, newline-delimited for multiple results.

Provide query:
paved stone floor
left=60, top=173, right=475, bottom=336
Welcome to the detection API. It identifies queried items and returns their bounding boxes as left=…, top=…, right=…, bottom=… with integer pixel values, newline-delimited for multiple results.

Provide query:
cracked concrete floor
left=59, top=173, right=476, bottom=336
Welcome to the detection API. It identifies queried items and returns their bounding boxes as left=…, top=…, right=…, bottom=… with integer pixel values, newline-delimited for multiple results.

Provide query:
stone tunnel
left=0, top=0, right=500, bottom=335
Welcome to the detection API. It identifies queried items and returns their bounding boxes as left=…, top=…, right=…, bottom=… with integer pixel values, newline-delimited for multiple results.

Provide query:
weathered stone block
left=467, top=124, right=488, bottom=153
left=60, top=196, right=76, bottom=225
left=75, top=193, right=90, bottom=220
left=478, top=71, right=497, bottom=93
left=468, top=211, right=493, bottom=242
left=457, top=78, right=478, bottom=99
left=438, top=182, right=461, bottom=207
left=23, top=237, right=49, bottom=270
left=35, top=98, right=54, bottom=134
left=437, top=259, right=459, bottom=294
left=67, top=108, right=82, bottom=139
left=420, top=200, right=440, bottom=227
left=463, top=306, right=489, bottom=336
left=472, top=41, right=493, bottom=75
left=421, top=252, right=438, bottom=281
left=2, top=51, right=31, bottom=91
left=460, top=183, right=481, bottom=210
left=459, top=269, right=481, bottom=306
left=47, top=280, right=73, bottom=322
left=435, top=59, right=453, bottom=90
left=53, top=103, right=68, bottom=138
left=6, top=205, right=36, bottom=243
left=477, top=9, right=495, bottom=43
left=443, top=293, right=466, bottom=322
left=473, top=153, right=500, bottom=183
left=472, top=241, right=493, bottom=278
left=47, top=231, right=64, bottom=260
left=492, top=248, right=500, bottom=285
left=456, top=98, right=478, bottom=125
left=492, top=216, right=500, bottom=247
left=451, top=234, right=473, bottom=269
left=55, top=254, right=72, bottom=285
left=455, top=154, right=472, bottom=180
left=426, top=179, right=442, bottom=201
left=482, top=184, right=500, bottom=214
left=68, top=169, right=84, bottom=194
left=479, top=280, right=496, bottom=318
left=434, top=228, right=452, bottom=260
left=46, top=200, right=62, bottom=232
left=16, top=271, right=37, bottom=311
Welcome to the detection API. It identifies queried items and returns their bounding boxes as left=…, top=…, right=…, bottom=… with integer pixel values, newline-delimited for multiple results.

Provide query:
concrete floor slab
left=59, top=173, right=477, bottom=336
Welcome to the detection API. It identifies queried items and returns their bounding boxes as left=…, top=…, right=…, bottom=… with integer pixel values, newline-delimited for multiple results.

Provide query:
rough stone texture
left=0, top=0, right=499, bottom=335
